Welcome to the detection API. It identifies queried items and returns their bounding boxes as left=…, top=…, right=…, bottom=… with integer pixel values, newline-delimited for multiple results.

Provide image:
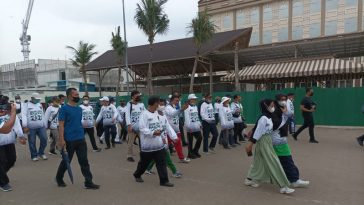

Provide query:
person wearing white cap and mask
left=96, top=96, right=118, bottom=149
left=184, top=94, right=202, bottom=159
left=218, top=97, right=235, bottom=149
left=22, top=93, right=48, bottom=161
left=80, top=96, right=101, bottom=152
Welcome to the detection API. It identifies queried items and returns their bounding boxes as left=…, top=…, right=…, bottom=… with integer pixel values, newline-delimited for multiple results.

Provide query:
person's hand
left=58, top=139, right=66, bottom=149
left=182, top=103, right=189, bottom=110
left=10, top=103, right=16, bottom=114
left=19, top=137, right=27, bottom=145
left=23, top=127, right=29, bottom=133
left=128, top=125, right=132, bottom=133
left=310, top=108, right=315, bottom=112
left=153, top=130, right=161, bottom=136
left=280, top=106, right=287, bottom=113
left=112, top=117, right=116, bottom=123
left=245, top=142, right=253, bottom=154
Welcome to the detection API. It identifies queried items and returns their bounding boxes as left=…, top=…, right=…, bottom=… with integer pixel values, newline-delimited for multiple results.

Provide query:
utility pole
left=122, top=0, right=130, bottom=95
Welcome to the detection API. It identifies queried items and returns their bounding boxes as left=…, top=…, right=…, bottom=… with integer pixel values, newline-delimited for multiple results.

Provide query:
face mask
left=33, top=99, right=40, bottom=104
left=53, top=102, right=60, bottom=107
left=158, top=105, right=165, bottom=112
left=16, top=99, right=20, bottom=103
left=278, top=101, right=287, bottom=107
left=73, top=97, right=80, bottom=103
left=120, top=103, right=125, bottom=106
left=268, top=106, right=275, bottom=113
left=310, top=92, right=314, bottom=97
left=83, top=100, right=89, bottom=105
left=112, top=102, right=116, bottom=105
left=206, top=99, right=212, bottom=103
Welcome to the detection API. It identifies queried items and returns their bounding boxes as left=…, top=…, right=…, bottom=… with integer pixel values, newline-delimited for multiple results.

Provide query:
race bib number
left=103, top=111, right=113, bottom=119
left=30, top=110, right=43, bottom=121
left=172, top=116, right=179, bottom=125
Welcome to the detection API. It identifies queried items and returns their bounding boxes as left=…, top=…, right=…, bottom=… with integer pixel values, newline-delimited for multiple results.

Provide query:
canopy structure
left=221, top=57, right=364, bottom=83
left=85, top=28, right=252, bottom=77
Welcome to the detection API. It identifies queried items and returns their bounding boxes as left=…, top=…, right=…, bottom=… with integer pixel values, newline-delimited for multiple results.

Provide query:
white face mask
left=16, top=99, right=21, bottom=103
left=268, top=106, right=275, bottom=113
left=158, top=105, right=165, bottom=112
left=278, top=101, right=287, bottom=107
left=83, top=100, right=89, bottom=105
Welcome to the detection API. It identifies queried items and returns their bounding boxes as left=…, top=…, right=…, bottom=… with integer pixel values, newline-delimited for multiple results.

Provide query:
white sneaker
left=40, top=155, right=48, bottom=160
left=145, top=170, right=154, bottom=175
left=280, top=186, right=295, bottom=194
left=292, top=179, right=310, bottom=188
left=203, top=151, right=210, bottom=155
left=244, top=178, right=259, bottom=188
left=32, top=157, right=39, bottom=162
left=179, top=158, right=190, bottom=163
left=172, top=172, right=182, bottom=178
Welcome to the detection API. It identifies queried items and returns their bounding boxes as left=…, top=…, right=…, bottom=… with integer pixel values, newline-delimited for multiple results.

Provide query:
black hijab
left=251, top=99, right=274, bottom=136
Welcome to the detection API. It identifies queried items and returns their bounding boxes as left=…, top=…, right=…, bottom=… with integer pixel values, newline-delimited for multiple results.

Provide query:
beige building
left=200, top=0, right=364, bottom=89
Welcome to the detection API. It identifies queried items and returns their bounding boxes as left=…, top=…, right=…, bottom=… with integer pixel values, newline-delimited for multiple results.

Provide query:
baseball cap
left=31, top=93, right=41, bottom=100
left=99, top=96, right=109, bottom=101
left=188, top=94, right=198, bottom=100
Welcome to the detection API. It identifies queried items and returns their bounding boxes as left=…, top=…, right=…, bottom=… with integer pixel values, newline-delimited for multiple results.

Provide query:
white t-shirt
left=200, top=102, right=215, bottom=123
left=21, top=102, right=46, bottom=129
left=165, top=104, right=181, bottom=133
left=117, top=105, right=128, bottom=124
left=80, top=104, right=95, bottom=128
left=230, top=102, right=243, bottom=123
left=0, top=115, right=24, bottom=146
left=44, top=106, right=60, bottom=129
left=138, top=110, right=165, bottom=152
left=219, top=105, right=234, bottom=130
left=96, top=104, right=118, bottom=126
left=184, top=105, right=201, bottom=133
left=125, top=102, right=145, bottom=132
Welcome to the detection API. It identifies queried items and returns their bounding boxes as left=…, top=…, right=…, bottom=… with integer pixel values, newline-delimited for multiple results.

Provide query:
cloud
left=0, top=0, right=198, bottom=64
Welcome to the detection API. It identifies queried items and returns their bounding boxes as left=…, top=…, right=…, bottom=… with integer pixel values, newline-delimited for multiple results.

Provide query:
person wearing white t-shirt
left=80, top=96, right=101, bottom=152
left=96, top=96, right=118, bottom=149
left=133, top=96, right=174, bottom=187
left=184, top=94, right=202, bottom=159
left=286, top=93, right=295, bottom=134
left=115, top=99, right=128, bottom=144
left=200, top=93, right=219, bottom=154
left=219, top=97, right=235, bottom=149
left=44, top=96, right=61, bottom=155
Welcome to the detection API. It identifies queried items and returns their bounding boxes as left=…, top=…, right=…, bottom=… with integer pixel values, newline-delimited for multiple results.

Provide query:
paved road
left=2, top=127, right=364, bottom=205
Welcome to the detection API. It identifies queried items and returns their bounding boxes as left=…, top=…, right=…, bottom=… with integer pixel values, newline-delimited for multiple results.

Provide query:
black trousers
left=84, top=128, right=98, bottom=150
left=278, top=155, right=300, bottom=183
left=0, top=144, right=16, bottom=186
left=133, top=149, right=169, bottom=184
left=179, top=118, right=187, bottom=145
left=119, top=123, right=128, bottom=141
left=56, top=139, right=93, bottom=185
left=295, top=114, right=316, bottom=141
left=201, top=120, right=218, bottom=152
left=233, top=122, right=244, bottom=143
left=187, top=131, right=202, bottom=155
left=103, top=125, right=117, bottom=147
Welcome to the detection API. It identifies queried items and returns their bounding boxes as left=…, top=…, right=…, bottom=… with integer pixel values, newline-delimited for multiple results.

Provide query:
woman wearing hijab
left=272, top=94, right=310, bottom=188
left=244, top=99, right=294, bottom=194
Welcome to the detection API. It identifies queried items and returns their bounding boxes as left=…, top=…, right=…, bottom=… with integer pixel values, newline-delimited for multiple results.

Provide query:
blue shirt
left=58, top=104, right=84, bottom=142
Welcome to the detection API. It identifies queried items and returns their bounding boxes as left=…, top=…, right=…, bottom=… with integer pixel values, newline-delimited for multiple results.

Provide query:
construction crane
left=20, top=0, right=34, bottom=61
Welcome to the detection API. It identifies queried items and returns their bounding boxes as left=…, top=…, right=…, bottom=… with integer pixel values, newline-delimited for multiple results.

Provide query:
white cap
left=221, top=97, right=230, bottom=104
left=99, top=96, right=109, bottom=101
left=188, top=94, right=198, bottom=100
left=31, top=93, right=41, bottom=100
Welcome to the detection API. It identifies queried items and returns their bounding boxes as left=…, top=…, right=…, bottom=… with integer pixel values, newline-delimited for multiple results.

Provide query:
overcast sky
left=0, top=0, right=199, bottom=65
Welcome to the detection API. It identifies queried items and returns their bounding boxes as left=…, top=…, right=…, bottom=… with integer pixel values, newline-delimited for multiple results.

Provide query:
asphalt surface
left=1, top=127, right=364, bottom=205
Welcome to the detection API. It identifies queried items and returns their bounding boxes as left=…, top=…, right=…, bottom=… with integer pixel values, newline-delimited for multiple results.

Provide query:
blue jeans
left=202, top=120, right=218, bottom=152
left=28, top=127, right=47, bottom=159
left=288, top=117, right=295, bottom=134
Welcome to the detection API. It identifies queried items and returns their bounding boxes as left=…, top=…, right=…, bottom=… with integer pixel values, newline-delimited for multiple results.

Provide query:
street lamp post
left=122, top=0, right=130, bottom=95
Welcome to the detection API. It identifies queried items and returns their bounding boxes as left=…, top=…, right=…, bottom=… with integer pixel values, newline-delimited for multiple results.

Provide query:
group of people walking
left=0, top=87, right=321, bottom=194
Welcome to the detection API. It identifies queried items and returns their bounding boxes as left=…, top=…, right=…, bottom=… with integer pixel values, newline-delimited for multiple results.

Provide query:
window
left=251, top=8, right=259, bottom=24
left=345, top=17, right=357, bottom=32
left=250, top=32, right=260, bottom=45
left=325, top=20, right=337, bottom=35
left=310, top=0, right=321, bottom=13
left=236, top=10, right=245, bottom=27
left=279, top=4, right=289, bottom=19
left=292, top=26, right=303, bottom=40
left=309, top=23, right=321, bottom=37
left=263, top=7, right=272, bottom=21
left=278, top=27, right=289, bottom=41
left=338, top=80, right=353, bottom=88
left=263, top=30, right=272, bottom=44
left=223, top=14, right=232, bottom=30
left=326, top=0, right=338, bottom=11
left=345, top=0, right=357, bottom=7
left=293, top=1, right=304, bottom=16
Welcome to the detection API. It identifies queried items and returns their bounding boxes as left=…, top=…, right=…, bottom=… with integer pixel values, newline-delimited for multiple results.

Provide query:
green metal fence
left=47, top=87, right=364, bottom=126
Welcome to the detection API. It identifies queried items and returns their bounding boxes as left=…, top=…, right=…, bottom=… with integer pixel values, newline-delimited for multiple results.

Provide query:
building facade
left=199, top=0, right=364, bottom=89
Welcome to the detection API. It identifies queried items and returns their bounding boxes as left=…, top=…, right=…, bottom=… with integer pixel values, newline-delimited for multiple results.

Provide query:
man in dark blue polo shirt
left=55, top=88, right=100, bottom=189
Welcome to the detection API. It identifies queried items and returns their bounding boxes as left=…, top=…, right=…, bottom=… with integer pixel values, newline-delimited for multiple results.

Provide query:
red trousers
left=168, top=132, right=185, bottom=160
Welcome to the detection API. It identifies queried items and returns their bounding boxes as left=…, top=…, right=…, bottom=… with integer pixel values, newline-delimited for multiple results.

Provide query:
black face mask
left=121, top=103, right=126, bottom=106
left=73, top=97, right=80, bottom=103
left=135, top=96, right=141, bottom=102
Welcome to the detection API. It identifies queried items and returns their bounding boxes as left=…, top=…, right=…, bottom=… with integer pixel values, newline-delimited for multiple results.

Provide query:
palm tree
left=111, top=26, right=126, bottom=97
left=134, top=0, right=169, bottom=95
left=187, top=11, right=215, bottom=93
left=66, top=41, right=97, bottom=96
